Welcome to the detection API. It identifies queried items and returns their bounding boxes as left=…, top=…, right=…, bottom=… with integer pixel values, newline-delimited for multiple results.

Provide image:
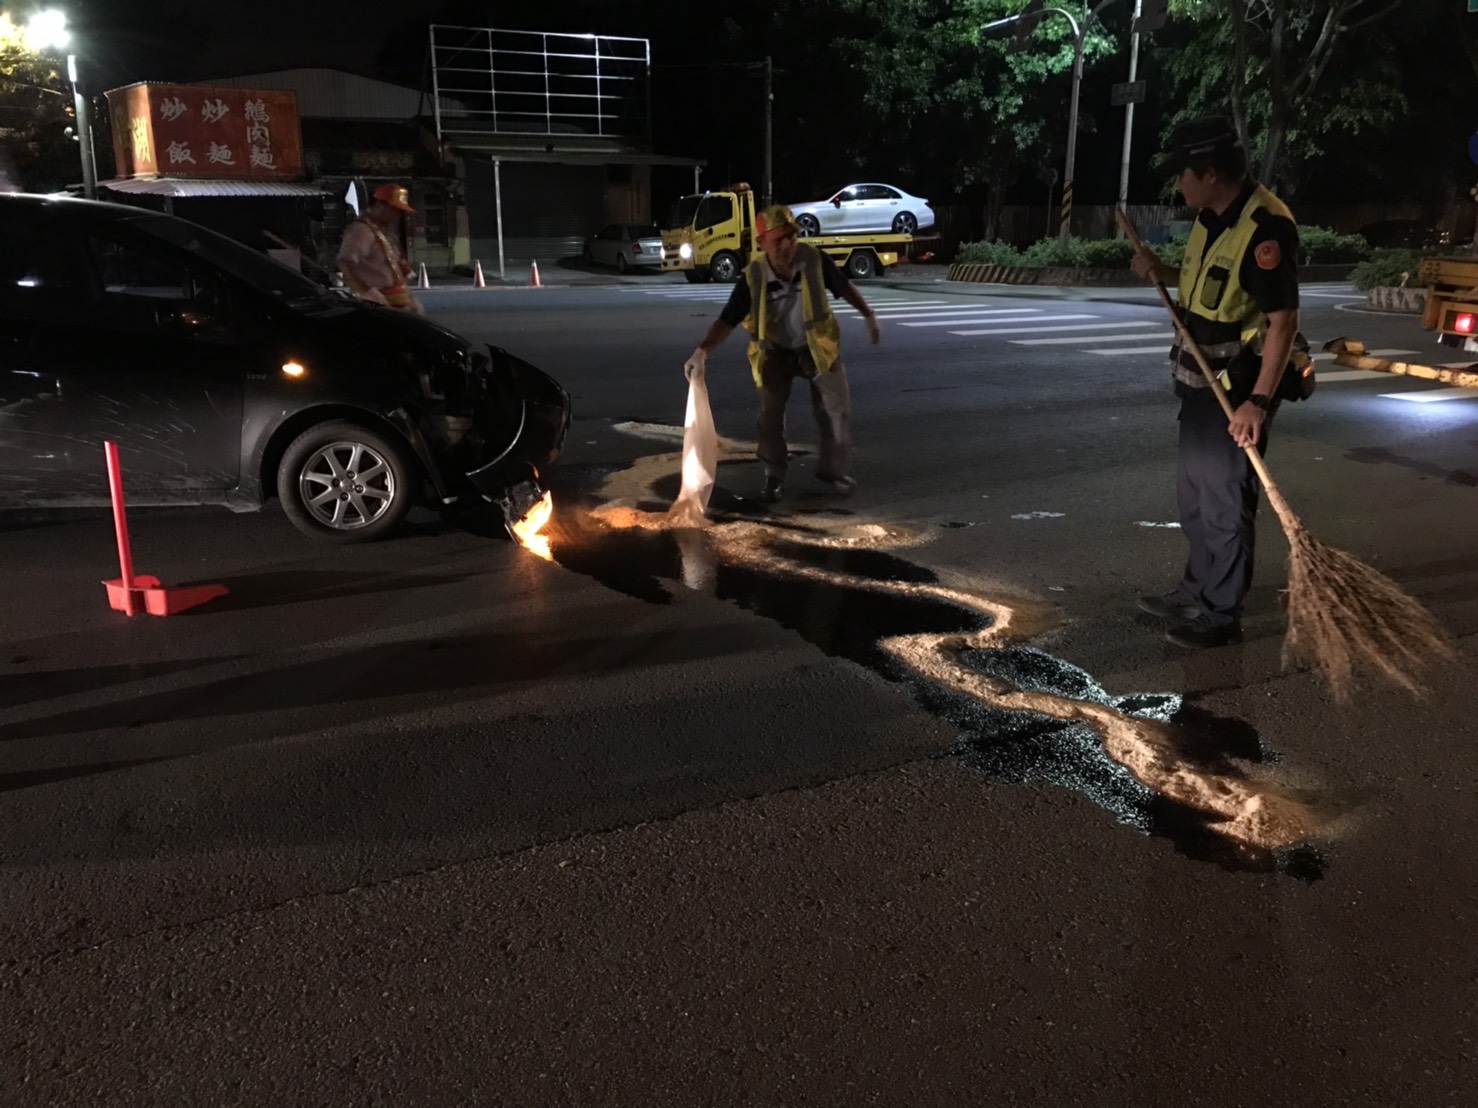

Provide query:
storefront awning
left=99, top=177, right=327, bottom=198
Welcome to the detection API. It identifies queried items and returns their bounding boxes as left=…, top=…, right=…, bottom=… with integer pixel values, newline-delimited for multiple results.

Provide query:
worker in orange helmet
left=683, top=203, right=880, bottom=503
left=337, top=182, right=422, bottom=314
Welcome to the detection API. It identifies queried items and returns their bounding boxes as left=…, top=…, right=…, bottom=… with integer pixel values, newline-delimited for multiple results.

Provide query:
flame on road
left=512, top=490, right=554, bottom=560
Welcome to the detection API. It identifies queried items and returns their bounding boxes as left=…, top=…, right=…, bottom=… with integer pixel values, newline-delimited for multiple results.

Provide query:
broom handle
left=1115, top=210, right=1299, bottom=527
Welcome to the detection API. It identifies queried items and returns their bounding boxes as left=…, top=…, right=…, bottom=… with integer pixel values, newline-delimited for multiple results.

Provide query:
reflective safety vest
left=742, top=243, right=842, bottom=386
left=1174, top=184, right=1295, bottom=394
left=356, top=218, right=414, bottom=310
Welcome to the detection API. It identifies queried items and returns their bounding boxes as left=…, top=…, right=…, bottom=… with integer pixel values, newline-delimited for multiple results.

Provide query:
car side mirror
left=155, top=301, right=214, bottom=331
left=832, top=197, right=843, bottom=208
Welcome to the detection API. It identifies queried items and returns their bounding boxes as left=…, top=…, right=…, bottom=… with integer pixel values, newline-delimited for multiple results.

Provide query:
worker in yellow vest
left=683, top=203, right=881, bottom=503
left=1130, top=117, right=1306, bottom=650
left=338, top=183, right=422, bottom=314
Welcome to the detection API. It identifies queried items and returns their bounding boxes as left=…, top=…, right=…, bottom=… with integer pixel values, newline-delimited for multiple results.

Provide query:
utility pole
left=68, top=55, right=97, bottom=200
left=763, top=55, right=773, bottom=208
left=1115, top=0, right=1144, bottom=235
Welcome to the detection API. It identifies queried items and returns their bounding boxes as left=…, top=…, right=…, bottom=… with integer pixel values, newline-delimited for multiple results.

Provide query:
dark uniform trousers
left=755, top=346, right=852, bottom=481
left=1176, top=387, right=1273, bottom=623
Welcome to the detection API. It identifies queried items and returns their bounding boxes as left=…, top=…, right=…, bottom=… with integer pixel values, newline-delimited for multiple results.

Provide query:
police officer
left=1130, top=118, right=1302, bottom=649
left=338, top=183, right=422, bottom=314
left=683, top=203, right=881, bottom=503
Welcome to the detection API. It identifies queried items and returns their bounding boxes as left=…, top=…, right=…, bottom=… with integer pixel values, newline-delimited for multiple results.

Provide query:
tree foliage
left=1154, top=1, right=1404, bottom=193
left=0, top=14, right=78, bottom=192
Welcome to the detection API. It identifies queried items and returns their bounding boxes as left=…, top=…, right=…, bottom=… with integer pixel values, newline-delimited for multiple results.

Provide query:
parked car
left=583, top=223, right=664, bottom=272
left=789, top=183, right=935, bottom=237
left=0, top=194, right=570, bottom=542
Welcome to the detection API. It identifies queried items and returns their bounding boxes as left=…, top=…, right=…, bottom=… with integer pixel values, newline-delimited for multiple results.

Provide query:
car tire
left=845, top=250, right=877, bottom=279
left=683, top=268, right=709, bottom=284
left=797, top=214, right=821, bottom=237
left=583, top=246, right=594, bottom=265
left=617, top=252, right=629, bottom=274
left=277, top=419, right=417, bottom=543
left=892, top=212, right=918, bottom=235
left=709, top=250, right=742, bottom=283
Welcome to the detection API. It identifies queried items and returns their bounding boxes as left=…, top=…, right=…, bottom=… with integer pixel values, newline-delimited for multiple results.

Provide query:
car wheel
left=277, top=419, right=416, bottom=542
left=583, top=246, right=594, bottom=265
left=617, top=252, right=630, bottom=274
left=797, top=214, right=821, bottom=237
left=845, top=250, right=877, bottom=279
left=709, top=250, right=742, bottom=283
left=892, top=212, right=918, bottom=235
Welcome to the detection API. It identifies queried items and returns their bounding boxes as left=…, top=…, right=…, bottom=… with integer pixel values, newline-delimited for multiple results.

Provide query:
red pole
left=104, top=440, right=138, bottom=616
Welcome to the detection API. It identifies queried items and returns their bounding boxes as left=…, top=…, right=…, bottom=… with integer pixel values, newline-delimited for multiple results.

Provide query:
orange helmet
left=371, top=183, right=414, bottom=213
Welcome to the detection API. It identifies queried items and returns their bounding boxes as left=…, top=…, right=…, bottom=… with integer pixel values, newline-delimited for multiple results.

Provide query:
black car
left=0, top=194, right=569, bottom=541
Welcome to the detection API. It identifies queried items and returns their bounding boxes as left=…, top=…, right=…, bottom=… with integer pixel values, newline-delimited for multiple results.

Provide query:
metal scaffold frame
left=429, top=25, right=652, bottom=143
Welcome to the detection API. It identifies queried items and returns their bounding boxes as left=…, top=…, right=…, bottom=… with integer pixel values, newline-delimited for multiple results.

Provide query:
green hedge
left=1349, top=249, right=1423, bottom=292
left=1299, top=226, right=1371, bottom=265
left=955, top=225, right=1368, bottom=270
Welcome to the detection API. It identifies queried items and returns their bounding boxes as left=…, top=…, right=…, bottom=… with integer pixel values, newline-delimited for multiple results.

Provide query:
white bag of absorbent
left=667, top=370, right=717, bottom=527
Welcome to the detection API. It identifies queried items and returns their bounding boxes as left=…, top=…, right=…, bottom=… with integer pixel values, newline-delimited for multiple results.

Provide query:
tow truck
left=660, top=183, right=914, bottom=283
left=1326, top=255, right=1478, bottom=389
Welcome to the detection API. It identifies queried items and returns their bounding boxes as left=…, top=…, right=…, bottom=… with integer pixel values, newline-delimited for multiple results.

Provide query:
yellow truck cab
left=1420, top=255, right=1478, bottom=351
left=660, top=183, right=913, bottom=283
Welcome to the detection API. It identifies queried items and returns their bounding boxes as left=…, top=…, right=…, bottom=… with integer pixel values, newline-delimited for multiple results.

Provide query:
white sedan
left=788, top=184, right=934, bottom=237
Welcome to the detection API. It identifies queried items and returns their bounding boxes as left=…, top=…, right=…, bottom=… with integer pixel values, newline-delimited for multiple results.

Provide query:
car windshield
left=628, top=225, right=660, bottom=239
left=663, top=196, right=703, bottom=231
left=128, top=214, right=333, bottom=307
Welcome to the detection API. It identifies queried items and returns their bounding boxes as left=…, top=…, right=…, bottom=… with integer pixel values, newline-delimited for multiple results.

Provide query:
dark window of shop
left=421, top=187, right=450, bottom=247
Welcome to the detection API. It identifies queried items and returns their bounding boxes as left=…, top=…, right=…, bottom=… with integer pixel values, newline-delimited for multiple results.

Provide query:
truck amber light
left=1455, top=313, right=1475, bottom=334
left=282, top=361, right=307, bottom=377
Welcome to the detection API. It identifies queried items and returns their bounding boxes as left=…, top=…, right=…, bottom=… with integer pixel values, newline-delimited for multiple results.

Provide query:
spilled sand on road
left=584, top=438, right=1321, bottom=853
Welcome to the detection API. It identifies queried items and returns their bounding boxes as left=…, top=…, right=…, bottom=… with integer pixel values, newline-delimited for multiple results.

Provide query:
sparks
left=511, top=490, right=554, bottom=560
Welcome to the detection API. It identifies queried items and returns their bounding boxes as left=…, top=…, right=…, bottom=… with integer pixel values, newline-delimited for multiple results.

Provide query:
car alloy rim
left=300, top=440, right=396, bottom=529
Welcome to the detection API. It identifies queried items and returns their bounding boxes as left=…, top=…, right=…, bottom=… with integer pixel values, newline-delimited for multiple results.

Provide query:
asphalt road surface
left=3, top=271, right=1476, bottom=1105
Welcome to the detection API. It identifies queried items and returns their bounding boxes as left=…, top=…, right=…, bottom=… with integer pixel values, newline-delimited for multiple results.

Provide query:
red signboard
left=105, top=83, right=304, bottom=179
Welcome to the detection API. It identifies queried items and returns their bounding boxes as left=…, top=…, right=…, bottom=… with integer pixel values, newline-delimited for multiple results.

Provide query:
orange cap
left=372, top=183, right=414, bottom=212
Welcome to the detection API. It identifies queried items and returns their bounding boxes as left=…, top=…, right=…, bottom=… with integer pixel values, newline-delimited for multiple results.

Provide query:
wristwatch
left=1247, top=393, right=1272, bottom=411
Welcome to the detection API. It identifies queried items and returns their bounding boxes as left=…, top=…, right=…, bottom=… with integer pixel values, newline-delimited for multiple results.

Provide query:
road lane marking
left=944, top=319, right=1148, bottom=334
left=1084, top=344, right=1178, bottom=355
left=1013, top=331, right=1171, bottom=346
left=1379, top=387, right=1478, bottom=403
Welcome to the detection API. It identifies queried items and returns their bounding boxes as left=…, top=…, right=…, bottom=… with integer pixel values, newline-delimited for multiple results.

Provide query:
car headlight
left=679, top=243, right=692, bottom=259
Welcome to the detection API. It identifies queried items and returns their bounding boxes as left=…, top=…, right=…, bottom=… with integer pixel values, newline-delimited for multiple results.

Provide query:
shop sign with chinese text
left=105, top=83, right=304, bottom=179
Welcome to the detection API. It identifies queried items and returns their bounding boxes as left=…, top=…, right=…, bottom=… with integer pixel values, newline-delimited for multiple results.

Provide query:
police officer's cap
left=1153, top=117, right=1242, bottom=179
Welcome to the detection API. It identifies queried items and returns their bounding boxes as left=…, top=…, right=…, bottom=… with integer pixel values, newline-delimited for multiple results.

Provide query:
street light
left=25, top=8, right=96, bottom=199
left=985, top=0, right=1117, bottom=245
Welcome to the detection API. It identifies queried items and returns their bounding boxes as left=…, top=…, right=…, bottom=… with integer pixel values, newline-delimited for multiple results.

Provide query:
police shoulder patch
left=1255, top=240, right=1282, bottom=270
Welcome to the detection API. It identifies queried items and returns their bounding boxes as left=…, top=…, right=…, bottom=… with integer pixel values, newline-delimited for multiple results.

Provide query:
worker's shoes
left=1137, top=591, right=1201, bottom=621
left=1165, top=613, right=1243, bottom=649
left=818, top=474, right=857, bottom=496
left=758, top=476, right=784, bottom=504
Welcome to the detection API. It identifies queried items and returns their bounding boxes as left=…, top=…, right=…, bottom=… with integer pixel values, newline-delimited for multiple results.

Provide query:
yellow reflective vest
left=741, top=243, right=842, bottom=386
left=1174, top=184, right=1296, bottom=393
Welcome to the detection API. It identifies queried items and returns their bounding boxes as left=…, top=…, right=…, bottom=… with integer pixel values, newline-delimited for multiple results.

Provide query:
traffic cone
left=530, top=260, right=541, bottom=287
left=473, top=260, right=486, bottom=288
left=417, top=262, right=430, bottom=289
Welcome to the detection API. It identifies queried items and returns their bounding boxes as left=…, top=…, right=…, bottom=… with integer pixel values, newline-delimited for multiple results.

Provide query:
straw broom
left=1116, top=210, right=1453, bottom=700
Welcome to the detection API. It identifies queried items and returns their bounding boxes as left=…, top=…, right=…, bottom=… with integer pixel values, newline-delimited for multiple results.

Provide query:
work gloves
left=683, top=347, right=707, bottom=381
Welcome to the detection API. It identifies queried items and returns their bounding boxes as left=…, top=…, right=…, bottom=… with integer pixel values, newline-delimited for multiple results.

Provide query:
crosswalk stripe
left=1301, top=291, right=1361, bottom=299
left=841, top=307, right=1044, bottom=321
left=1379, top=387, right=1478, bottom=403
left=1317, top=369, right=1388, bottom=383
left=1012, top=331, right=1171, bottom=346
left=944, top=318, right=1157, bottom=335
left=1085, top=345, right=1176, bottom=355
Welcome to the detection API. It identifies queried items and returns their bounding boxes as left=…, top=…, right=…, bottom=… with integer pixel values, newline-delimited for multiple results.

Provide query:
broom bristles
left=1281, top=523, right=1456, bottom=701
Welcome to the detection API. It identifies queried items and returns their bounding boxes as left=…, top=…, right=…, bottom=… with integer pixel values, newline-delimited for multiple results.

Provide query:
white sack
left=667, top=373, right=718, bottom=527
